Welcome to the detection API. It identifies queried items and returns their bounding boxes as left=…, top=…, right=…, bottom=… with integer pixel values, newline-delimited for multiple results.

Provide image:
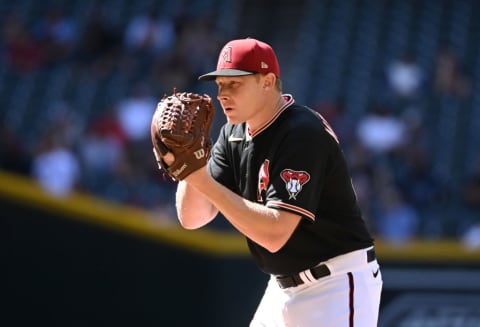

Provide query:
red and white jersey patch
left=280, top=169, right=310, bottom=200
left=257, top=160, right=270, bottom=202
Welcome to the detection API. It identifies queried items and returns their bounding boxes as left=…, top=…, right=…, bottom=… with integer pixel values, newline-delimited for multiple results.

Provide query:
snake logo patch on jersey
left=280, top=169, right=310, bottom=200
left=257, top=160, right=270, bottom=202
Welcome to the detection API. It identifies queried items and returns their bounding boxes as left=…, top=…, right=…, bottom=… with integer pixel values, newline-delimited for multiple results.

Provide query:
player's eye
left=230, top=80, right=242, bottom=88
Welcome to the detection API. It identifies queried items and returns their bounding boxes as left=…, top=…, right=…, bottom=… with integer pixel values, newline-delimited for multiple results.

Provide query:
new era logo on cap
left=199, top=38, right=280, bottom=81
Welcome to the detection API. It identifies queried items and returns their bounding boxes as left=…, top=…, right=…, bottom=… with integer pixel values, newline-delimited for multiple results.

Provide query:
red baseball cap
left=198, top=38, right=280, bottom=81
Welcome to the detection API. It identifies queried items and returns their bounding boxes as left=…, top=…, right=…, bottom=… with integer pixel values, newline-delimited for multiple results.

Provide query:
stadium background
left=2, top=0, right=480, bottom=326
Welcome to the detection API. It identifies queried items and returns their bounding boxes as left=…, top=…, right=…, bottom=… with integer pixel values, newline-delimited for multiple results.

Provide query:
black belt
left=276, top=248, right=376, bottom=289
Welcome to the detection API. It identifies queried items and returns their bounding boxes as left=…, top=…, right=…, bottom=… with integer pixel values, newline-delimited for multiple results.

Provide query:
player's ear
left=262, top=73, right=276, bottom=91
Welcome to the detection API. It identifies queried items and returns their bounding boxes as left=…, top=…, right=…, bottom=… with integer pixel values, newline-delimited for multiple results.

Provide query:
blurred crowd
left=0, top=3, right=223, bottom=221
left=1, top=2, right=479, bottom=245
left=314, top=44, right=480, bottom=246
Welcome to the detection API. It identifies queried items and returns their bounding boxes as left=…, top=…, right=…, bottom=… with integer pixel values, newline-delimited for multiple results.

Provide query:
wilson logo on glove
left=194, top=149, right=206, bottom=160
left=172, top=164, right=188, bottom=179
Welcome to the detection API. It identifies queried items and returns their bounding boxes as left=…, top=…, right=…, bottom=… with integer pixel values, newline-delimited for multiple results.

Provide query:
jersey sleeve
left=263, top=120, right=336, bottom=222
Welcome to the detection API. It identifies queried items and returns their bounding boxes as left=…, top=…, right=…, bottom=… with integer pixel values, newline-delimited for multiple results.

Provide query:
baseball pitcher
left=151, top=38, right=382, bottom=327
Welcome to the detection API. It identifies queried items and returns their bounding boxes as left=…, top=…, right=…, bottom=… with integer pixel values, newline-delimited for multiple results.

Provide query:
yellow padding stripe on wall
left=375, top=238, right=480, bottom=262
left=1, top=170, right=480, bottom=262
left=0, top=170, right=248, bottom=257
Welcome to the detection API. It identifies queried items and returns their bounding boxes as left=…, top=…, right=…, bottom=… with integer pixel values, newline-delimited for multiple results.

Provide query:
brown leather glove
left=151, top=89, right=214, bottom=181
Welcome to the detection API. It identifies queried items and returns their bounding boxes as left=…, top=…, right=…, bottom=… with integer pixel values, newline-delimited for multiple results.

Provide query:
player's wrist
left=184, top=166, right=209, bottom=186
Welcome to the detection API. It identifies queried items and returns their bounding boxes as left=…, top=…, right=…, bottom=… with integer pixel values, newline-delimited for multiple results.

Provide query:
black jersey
left=208, top=95, right=373, bottom=275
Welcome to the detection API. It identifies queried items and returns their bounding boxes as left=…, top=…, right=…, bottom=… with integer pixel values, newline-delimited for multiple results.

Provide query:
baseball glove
left=151, top=89, right=214, bottom=181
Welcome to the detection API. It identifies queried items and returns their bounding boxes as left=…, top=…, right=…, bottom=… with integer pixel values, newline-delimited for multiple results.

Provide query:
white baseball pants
left=250, top=247, right=383, bottom=327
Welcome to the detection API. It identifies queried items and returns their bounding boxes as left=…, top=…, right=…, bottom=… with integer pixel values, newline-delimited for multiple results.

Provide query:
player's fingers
left=153, top=147, right=175, bottom=166
left=155, top=135, right=170, bottom=156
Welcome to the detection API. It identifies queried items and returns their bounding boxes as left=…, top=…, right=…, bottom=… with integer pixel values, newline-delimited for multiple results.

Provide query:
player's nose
left=217, top=84, right=230, bottom=98
left=217, top=90, right=229, bottom=102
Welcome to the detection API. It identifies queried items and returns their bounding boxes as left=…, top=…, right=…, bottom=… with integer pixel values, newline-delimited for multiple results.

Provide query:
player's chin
left=225, top=113, right=242, bottom=125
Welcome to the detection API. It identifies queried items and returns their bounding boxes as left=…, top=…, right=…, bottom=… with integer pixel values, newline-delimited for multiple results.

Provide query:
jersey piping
left=249, top=94, right=294, bottom=138
left=266, top=200, right=316, bottom=221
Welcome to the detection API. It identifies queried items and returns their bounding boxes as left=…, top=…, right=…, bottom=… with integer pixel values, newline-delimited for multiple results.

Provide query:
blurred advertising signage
left=379, top=267, right=480, bottom=326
